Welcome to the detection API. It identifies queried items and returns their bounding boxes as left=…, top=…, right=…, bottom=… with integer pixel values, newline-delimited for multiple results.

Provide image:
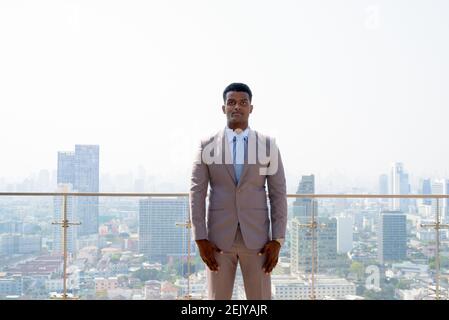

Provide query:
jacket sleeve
left=189, top=140, right=210, bottom=240
left=267, top=146, right=288, bottom=240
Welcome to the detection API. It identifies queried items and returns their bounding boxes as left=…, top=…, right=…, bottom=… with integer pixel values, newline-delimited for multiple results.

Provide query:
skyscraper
left=431, top=179, right=449, bottom=223
left=57, top=152, right=75, bottom=185
left=56, top=145, right=99, bottom=236
left=378, top=174, right=388, bottom=195
left=421, top=178, right=432, bottom=206
left=389, top=162, right=410, bottom=212
left=74, top=145, right=99, bottom=236
left=291, top=217, right=337, bottom=273
left=378, top=211, right=407, bottom=264
left=336, top=216, right=353, bottom=254
left=0, top=234, right=41, bottom=255
left=292, top=175, right=317, bottom=218
left=290, top=175, right=337, bottom=273
left=139, top=197, right=191, bottom=263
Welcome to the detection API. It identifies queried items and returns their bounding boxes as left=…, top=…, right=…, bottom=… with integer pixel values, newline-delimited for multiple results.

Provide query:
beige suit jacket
left=189, top=128, right=287, bottom=251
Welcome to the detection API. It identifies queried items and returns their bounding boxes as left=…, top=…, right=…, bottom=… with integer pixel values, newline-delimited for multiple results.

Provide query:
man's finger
left=263, top=251, right=279, bottom=273
left=264, top=259, right=274, bottom=273
left=262, top=254, right=271, bottom=272
left=201, top=255, right=209, bottom=265
left=208, top=254, right=219, bottom=272
left=266, top=257, right=278, bottom=274
left=258, top=245, right=267, bottom=256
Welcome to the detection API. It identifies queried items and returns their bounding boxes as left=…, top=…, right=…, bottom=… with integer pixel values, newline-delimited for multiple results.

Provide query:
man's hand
left=196, top=239, right=223, bottom=272
left=258, top=240, right=281, bottom=274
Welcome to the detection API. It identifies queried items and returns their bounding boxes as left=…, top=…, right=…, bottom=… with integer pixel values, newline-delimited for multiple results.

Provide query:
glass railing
left=286, top=194, right=449, bottom=300
left=0, top=192, right=448, bottom=300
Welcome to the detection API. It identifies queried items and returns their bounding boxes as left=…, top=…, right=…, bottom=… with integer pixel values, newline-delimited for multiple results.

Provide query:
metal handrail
left=1, top=192, right=449, bottom=198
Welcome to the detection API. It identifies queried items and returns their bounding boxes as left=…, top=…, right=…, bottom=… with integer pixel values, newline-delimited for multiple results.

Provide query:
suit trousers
left=206, top=225, right=271, bottom=300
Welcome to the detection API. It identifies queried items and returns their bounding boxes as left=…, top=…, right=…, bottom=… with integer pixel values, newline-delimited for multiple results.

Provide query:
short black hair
left=223, top=82, right=252, bottom=103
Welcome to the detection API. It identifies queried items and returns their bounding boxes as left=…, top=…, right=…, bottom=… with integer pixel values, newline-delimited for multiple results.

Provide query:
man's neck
left=227, top=122, right=249, bottom=131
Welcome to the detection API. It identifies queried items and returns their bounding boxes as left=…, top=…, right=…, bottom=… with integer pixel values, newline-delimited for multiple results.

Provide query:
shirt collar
left=225, top=126, right=250, bottom=143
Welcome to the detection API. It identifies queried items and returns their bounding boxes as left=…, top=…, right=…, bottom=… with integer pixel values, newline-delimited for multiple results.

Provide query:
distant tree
left=350, top=262, right=364, bottom=281
left=110, top=253, right=121, bottom=264
left=429, top=256, right=449, bottom=270
left=132, top=268, right=164, bottom=282
left=395, top=279, right=411, bottom=290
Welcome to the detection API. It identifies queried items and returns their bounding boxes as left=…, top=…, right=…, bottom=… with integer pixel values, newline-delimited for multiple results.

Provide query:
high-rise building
left=291, top=217, right=337, bottom=273
left=378, top=211, right=407, bottom=264
left=421, top=178, right=432, bottom=206
left=292, top=175, right=317, bottom=218
left=378, top=174, right=388, bottom=195
left=139, top=197, right=192, bottom=263
left=389, top=162, right=410, bottom=212
left=57, top=145, right=99, bottom=236
left=0, top=275, right=23, bottom=297
left=74, top=145, right=99, bottom=236
left=57, top=152, right=75, bottom=185
left=337, top=216, right=353, bottom=254
left=0, top=234, right=41, bottom=255
left=0, top=221, right=23, bottom=234
left=291, top=175, right=337, bottom=273
left=431, top=179, right=449, bottom=222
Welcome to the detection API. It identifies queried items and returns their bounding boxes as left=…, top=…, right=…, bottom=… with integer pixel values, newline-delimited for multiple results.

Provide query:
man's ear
left=249, top=105, right=253, bottom=113
left=222, top=105, right=226, bottom=114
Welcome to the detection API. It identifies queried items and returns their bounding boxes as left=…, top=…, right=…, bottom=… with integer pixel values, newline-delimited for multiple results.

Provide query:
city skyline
left=1, top=158, right=449, bottom=194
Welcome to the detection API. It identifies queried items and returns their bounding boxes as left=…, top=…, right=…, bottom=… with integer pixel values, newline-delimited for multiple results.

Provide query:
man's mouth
left=232, top=113, right=243, bottom=117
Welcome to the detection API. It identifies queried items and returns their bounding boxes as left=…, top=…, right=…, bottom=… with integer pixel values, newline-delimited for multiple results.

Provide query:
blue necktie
left=233, top=136, right=246, bottom=184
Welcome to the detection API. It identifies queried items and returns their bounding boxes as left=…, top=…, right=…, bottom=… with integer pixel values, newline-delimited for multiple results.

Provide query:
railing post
left=63, top=194, right=68, bottom=299
left=420, top=197, right=449, bottom=300
left=298, top=199, right=325, bottom=300
left=436, top=199, right=440, bottom=300
left=52, top=192, right=81, bottom=300
left=176, top=203, right=192, bottom=300
left=311, top=200, right=316, bottom=300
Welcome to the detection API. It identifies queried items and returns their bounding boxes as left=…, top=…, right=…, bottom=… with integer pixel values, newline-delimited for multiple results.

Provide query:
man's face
left=222, top=91, right=253, bottom=127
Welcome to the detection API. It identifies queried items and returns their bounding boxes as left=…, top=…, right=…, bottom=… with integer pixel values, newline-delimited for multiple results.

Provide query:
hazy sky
left=1, top=0, right=449, bottom=188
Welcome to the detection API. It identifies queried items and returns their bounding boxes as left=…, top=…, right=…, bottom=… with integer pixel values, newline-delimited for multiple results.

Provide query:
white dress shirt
left=224, top=126, right=249, bottom=166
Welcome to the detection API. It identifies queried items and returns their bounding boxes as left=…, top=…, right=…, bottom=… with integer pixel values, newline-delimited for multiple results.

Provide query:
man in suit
left=190, top=82, right=287, bottom=300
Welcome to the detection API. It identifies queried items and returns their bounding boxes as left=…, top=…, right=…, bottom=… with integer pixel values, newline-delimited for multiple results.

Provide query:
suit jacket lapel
left=220, top=129, right=236, bottom=183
